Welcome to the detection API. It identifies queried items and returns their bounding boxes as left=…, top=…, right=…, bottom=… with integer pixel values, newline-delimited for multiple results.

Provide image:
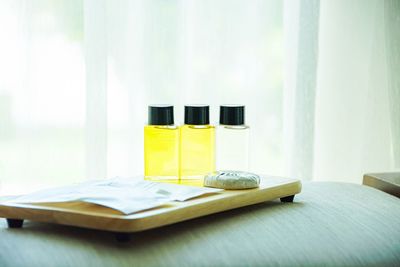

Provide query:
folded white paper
left=2, top=177, right=222, bottom=214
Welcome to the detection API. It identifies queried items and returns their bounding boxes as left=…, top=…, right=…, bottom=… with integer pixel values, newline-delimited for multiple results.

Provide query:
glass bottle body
left=179, top=124, right=215, bottom=186
left=144, top=125, right=179, bottom=183
left=216, top=125, right=249, bottom=171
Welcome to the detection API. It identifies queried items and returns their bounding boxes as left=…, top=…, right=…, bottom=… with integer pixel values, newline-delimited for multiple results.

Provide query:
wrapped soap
left=204, top=171, right=260, bottom=190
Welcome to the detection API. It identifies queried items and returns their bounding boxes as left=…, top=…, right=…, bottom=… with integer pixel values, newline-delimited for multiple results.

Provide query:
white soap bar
left=204, top=171, right=260, bottom=189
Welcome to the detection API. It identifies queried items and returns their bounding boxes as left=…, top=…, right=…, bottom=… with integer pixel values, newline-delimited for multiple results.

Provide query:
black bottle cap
left=184, top=105, right=210, bottom=125
left=220, top=105, right=245, bottom=125
left=148, top=105, right=174, bottom=125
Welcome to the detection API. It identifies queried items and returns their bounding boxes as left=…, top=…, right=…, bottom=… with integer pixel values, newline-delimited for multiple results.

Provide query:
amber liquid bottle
left=180, top=105, right=215, bottom=186
left=144, top=105, right=179, bottom=183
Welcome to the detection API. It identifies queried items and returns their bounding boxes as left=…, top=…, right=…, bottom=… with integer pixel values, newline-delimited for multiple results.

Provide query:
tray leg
left=280, top=195, right=295, bottom=203
left=6, top=218, right=24, bottom=228
left=115, top=233, right=131, bottom=242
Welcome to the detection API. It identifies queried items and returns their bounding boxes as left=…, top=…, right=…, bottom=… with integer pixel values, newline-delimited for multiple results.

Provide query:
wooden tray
left=0, top=176, right=301, bottom=241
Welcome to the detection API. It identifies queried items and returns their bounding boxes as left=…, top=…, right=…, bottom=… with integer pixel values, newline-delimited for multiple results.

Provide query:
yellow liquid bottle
left=144, top=105, right=179, bottom=183
left=180, top=105, right=215, bottom=186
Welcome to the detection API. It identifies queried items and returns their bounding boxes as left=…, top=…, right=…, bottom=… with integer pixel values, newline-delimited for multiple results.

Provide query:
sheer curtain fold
left=84, top=0, right=108, bottom=180
left=313, top=0, right=399, bottom=182
left=0, top=0, right=85, bottom=194
left=285, top=0, right=399, bottom=182
left=384, top=0, right=400, bottom=169
left=283, top=0, right=320, bottom=181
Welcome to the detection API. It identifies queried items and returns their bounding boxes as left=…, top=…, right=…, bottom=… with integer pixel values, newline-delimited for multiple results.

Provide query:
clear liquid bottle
left=180, top=105, right=215, bottom=186
left=144, top=105, right=179, bottom=183
left=216, top=105, right=249, bottom=171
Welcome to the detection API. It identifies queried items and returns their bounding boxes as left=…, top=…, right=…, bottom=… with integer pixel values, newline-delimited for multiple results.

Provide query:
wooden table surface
left=363, top=172, right=400, bottom=197
left=1, top=182, right=399, bottom=267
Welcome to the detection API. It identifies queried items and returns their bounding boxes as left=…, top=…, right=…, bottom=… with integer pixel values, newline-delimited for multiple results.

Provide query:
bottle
left=180, top=105, right=215, bottom=186
left=144, top=105, right=179, bottom=183
left=216, top=105, right=249, bottom=171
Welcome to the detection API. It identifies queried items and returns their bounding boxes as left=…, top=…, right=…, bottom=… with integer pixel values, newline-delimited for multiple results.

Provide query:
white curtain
left=285, top=0, right=400, bottom=183
left=0, top=0, right=86, bottom=193
left=0, top=0, right=399, bottom=194
left=313, top=0, right=400, bottom=183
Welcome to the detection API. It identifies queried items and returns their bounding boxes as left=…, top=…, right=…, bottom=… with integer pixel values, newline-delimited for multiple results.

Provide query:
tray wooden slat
left=0, top=177, right=301, bottom=233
